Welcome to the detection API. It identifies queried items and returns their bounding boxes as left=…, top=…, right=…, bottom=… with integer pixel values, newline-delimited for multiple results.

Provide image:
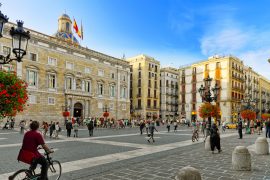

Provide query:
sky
left=2, top=0, right=270, bottom=78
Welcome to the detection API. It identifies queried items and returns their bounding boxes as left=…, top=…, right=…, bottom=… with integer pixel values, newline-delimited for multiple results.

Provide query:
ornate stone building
left=0, top=14, right=130, bottom=123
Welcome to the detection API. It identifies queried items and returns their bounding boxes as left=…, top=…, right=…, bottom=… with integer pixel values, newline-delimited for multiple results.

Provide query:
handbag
left=17, top=149, right=36, bottom=164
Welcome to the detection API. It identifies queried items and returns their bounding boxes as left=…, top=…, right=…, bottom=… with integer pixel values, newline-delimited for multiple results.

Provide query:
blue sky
left=2, top=0, right=270, bottom=78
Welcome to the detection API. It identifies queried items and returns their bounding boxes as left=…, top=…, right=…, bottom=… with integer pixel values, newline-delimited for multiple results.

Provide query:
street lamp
left=198, top=75, right=220, bottom=136
left=0, top=4, right=30, bottom=64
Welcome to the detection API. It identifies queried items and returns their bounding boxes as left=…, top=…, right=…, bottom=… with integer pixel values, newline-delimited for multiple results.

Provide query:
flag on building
left=73, top=18, right=81, bottom=38
left=81, top=20, right=83, bottom=40
left=73, top=18, right=79, bottom=33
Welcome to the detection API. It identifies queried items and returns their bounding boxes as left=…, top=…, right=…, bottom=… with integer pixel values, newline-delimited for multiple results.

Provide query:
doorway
left=73, top=102, right=83, bottom=118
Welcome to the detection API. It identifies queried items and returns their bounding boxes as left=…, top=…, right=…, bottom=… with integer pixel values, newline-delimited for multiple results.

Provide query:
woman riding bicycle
left=15, top=121, right=53, bottom=180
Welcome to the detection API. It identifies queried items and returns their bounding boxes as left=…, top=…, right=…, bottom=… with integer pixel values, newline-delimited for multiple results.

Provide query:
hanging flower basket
left=199, top=103, right=220, bottom=118
left=103, top=112, right=109, bottom=118
left=241, top=109, right=256, bottom=120
left=62, top=111, right=70, bottom=117
left=261, top=113, right=270, bottom=120
left=0, top=71, right=28, bottom=118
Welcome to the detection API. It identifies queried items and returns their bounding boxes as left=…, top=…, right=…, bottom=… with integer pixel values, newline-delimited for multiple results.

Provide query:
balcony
left=65, top=89, right=93, bottom=97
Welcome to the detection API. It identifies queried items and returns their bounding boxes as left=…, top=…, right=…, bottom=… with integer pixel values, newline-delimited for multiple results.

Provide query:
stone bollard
left=205, top=136, right=211, bottom=151
left=175, top=166, right=201, bottom=180
left=255, top=137, right=269, bottom=155
left=232, top=146, right=251, bottom=171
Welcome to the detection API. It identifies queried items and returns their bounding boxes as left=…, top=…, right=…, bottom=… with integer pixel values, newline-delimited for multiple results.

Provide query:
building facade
left=128, top=55, right=160, bottom=120
left=160, top=67, right=179, bottom=120
left=179, top=56, right=245, bottom=123
left=178, top=55, right=270, bottom=122
left=0, top=14, right=130, bottom=123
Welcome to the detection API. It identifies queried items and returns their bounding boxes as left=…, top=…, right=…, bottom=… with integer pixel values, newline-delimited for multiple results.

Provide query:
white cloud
left=200, top=28, right=250, bottom=55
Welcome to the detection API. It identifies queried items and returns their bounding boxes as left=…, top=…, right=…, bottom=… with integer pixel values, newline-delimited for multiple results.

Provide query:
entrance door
left=73, top=102, right=83, bottom=118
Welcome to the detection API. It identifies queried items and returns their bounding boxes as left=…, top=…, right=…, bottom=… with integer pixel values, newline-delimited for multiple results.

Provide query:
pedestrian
left=66, top=120, right=73, bottom=137
left=147, top=121, right=158, bottom=143
left=19, top=120, right=25, bottom=134
left=250, top=119, right=254, bottom=134
left=87, top=119, right=94, bottom=136
left=256, top=119, right=261, bottom=135
left=201, top=120, right=206, bottom=137
left=49, top=122, right=55, bottom=138
left=266, top=118, right=270, bottom=138
left=210, top=123, right=221, bottom=154
left=166, top=121, right=171, bottom=133
left=55, top=122, right=60, bottom=139
left=145, top=121, right=150, bottom=135
left=238, top=118, right=243, bottom=139
left=73, top=121, right=79, bottom=137
left=10, top=118, right=15, bottom=129
left=173, top=121, right=178, bottom=132
left=139, top=120, right=145, bottom=135
left=222, top=121, right=226, bottom=133
left=42, top=122, right=49, bottom=138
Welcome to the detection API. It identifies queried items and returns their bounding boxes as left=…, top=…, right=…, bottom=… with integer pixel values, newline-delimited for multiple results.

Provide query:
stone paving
left=61, top=132, right=270, bottom=180
left=0, top=126, right=269, bottom=180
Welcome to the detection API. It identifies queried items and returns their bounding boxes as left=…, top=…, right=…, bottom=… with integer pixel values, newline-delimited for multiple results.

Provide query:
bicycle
left=9, top=149, right=61, bottom=180
left=192, top=129, right=199, bottom=142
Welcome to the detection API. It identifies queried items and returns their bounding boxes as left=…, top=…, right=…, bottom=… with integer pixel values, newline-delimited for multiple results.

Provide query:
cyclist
left=16, top=121, right=53, bottom=180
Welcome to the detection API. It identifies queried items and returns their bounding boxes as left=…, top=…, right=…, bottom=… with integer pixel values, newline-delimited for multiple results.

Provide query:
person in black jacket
left=49, top=122, right=55, bottom=138
left=87, top=120, right=94, bottom=136
left=66, top=121, right=73, bottom=137
left=210, top=123, right=221, bottom=154
left=139, top=120, right=145, bottom=135
left=238, top=118, right=243, bottom=139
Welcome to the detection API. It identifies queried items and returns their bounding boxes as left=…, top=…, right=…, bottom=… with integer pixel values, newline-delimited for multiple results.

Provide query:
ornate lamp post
left=198, top=75, right=220, bottom=136
left=241, top=94, right=256, bottom=110
left=0, top=4, right=30, bottom=64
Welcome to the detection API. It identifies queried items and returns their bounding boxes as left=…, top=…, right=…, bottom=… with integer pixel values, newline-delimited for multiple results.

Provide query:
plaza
left=0, top=126, right=270, bottom=179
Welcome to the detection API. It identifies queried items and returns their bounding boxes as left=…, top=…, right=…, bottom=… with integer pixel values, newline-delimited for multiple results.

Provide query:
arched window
left=66, top=22, right=70, bottom=31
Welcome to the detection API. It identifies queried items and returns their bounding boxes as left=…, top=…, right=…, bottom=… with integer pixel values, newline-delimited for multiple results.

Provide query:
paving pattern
left=0, top=126, right=269, bottom=180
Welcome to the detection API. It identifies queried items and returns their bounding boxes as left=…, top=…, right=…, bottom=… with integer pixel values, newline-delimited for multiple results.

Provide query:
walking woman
left=147, top=121, right=158, bottom=143
left=210, top=123, right=222, bottom=154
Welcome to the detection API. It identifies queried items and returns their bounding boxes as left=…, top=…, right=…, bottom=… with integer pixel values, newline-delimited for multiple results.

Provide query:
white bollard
left=205, top=136, right=211, bottom=151
left=175, top=166, right=201, bottom=180
left=255, top=137, right=269, bottom=155
left=232, top=146, right=251, bottom=171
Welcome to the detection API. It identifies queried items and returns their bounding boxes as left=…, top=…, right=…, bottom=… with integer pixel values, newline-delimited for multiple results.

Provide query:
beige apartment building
left=178, top=55, right=270, bottom=122
left=0, top=14, right=130, bottom=123
left=127, top=55, right=160, bottom=119
left=179, top=55, right=245, bottom=122
left=160, top=67, right=179, bottom=119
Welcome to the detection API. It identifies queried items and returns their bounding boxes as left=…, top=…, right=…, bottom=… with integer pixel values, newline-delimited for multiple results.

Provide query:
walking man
left=166, top=121, right=171, bottom=133
left=148, top=121, right=158, bottom=143
left=66, top=120, right=73, bottom=137
left=49, top=122, right=55, bottom=138
left=139, top=120, right=145, bottom=135
left=238, top=118, right=243, bottom=139
left=87, top=119, right=94, bottom=136
left=73, top=121, right=79, bottom=137
left=266, top=118, right=270, bottom=138
left=210, top=123, right=221, bottom=154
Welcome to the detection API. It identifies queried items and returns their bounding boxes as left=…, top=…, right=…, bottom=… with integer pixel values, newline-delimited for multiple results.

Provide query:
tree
left=0, top=71, right=28, bottom=118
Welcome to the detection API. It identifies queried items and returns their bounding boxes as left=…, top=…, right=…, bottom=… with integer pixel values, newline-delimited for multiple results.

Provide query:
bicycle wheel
left=48, top=160, right=62, bottom=180
left=10, top=169, right=31, bottom=180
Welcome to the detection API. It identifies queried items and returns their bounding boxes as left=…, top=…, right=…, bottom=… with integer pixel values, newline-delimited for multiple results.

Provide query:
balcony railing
left=65, top=89, right=93, bottom=97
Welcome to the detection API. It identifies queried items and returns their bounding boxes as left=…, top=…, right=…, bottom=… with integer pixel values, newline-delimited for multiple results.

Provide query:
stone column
left=232, top=146, right=251, bottom=171
left=255, top=137, right=269, bottom=155
left=175, top=166, right=201, bottom=180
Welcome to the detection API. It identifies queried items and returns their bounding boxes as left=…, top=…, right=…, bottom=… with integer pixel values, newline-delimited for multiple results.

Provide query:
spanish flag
left=73, top=18, right=79, bottom=34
